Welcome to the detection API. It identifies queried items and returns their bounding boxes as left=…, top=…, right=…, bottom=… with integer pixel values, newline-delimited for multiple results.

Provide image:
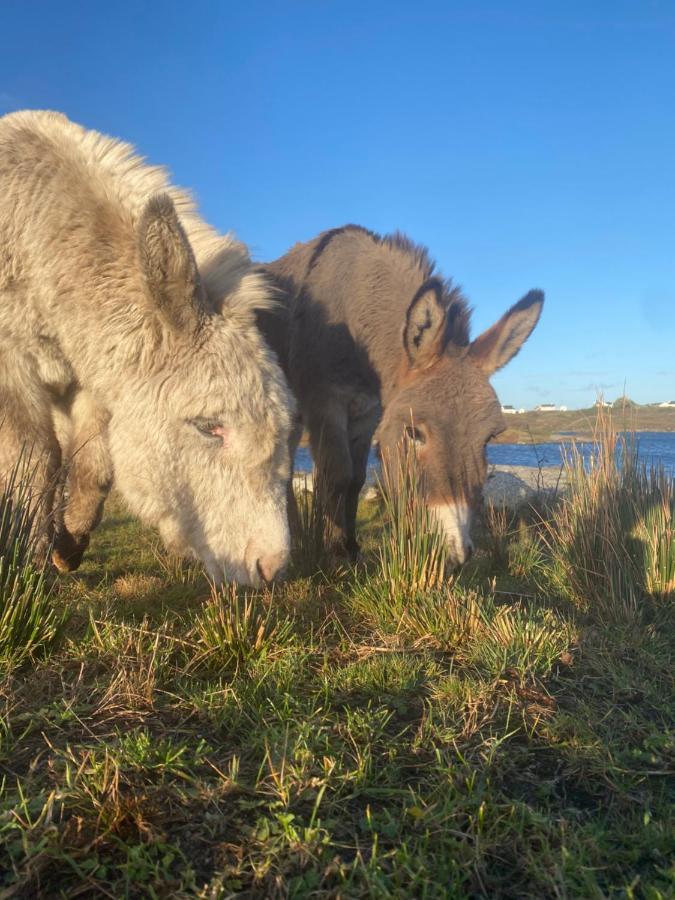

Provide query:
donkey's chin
left=204, top=559, right=285, bottom=588
left=156, top=520, right=289, bottom=587
left=202, top=552, right=288, bottom=589
left=204, top=560, right=258, bottom=588
left=428, top=503, right=475, bottom=568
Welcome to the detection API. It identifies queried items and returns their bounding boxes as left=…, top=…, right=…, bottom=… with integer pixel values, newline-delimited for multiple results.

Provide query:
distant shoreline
left=498, top=427, right=675, bottom=446
left=494, top=406, right=675, bottom=445
left=298, top=407, right=675, bottom=448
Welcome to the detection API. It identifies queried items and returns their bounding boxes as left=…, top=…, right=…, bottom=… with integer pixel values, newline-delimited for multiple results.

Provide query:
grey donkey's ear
left=469, top=290, right=544, bottom=375
left=138, top=193, right=203, bottom=332
left=403, top=281, right=448, bottom=367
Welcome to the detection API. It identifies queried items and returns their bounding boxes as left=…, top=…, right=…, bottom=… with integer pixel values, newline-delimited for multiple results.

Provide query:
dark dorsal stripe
left=302, top=224, right=470, bottom=346
left=306, top=224, right=373, bottom=276
left=306, top=224, right=436, bottom=285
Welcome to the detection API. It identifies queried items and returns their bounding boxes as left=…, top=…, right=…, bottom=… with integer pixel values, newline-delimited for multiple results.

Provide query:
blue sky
left=2, top=1, right=674, bottom=409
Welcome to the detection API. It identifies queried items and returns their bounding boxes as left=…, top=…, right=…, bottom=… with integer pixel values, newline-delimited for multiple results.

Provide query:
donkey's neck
left=344, top=289, right=417, bottom=408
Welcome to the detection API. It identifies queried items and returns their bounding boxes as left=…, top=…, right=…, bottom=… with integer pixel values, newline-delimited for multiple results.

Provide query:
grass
left=0, top=419, right=673, bottom=897
left=543, top=417, right=675, bottom=621
left=0, top=454, right=67, bottom=667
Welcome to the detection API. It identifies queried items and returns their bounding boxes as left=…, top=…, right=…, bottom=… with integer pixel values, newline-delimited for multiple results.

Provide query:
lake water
left=295, top=431, right=675, bottom=479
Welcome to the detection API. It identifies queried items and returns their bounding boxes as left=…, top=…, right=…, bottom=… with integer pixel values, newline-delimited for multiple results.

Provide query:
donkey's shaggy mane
left=0, top=110, right=271, bottom=318
left=308, top=223, right=471, bottom=345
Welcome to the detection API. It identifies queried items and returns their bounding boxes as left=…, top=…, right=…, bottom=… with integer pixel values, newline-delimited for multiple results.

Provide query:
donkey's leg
left=344, top=430, right=372, bottom=560
left=52, top=391, right=112, bottom=572
left=307, top=405, right=353, bottom=555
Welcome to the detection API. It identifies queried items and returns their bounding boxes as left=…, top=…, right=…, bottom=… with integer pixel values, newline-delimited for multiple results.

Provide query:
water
left=487, top=431, right=675, bottom=473
left=295, top=431, right=675, bottom=479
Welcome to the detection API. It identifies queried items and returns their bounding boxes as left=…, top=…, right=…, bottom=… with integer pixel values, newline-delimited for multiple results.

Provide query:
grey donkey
left=259, top=225, right=543, bottom=565
left=0, top=110, right=293, bottom=585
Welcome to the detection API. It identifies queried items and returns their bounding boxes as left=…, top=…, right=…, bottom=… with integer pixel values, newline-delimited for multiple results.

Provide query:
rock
left=483, top=465, right=567, bottom=510
left=293, top=465, right=567, bottom=512
left=292, top=471, right=379, bottom=502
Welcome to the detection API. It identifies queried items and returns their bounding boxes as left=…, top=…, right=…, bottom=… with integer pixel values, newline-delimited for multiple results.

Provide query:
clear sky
left=2, top=1, right=674, bottom=409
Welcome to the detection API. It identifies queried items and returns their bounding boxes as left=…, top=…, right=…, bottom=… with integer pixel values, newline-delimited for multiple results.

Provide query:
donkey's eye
left=188, top=418, right=226, bottom=441
left=405, top=425, right=426, bottom=445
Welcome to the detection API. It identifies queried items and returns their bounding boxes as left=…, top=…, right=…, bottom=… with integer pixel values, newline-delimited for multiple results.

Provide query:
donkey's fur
left=261, top=225, right=543, bottom=564
left=0, top=110, right=293, bottom=585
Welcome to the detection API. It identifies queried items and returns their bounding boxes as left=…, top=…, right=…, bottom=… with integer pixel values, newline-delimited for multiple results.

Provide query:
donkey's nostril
left=256, top=552, right=287, bottom=584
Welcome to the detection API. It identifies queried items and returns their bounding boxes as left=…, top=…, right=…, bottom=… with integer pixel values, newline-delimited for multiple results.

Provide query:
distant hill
left=495, top=404, right=675, bottom=444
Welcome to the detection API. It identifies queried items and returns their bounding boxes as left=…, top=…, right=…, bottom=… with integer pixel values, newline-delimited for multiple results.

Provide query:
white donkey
left=0, top=110, right=293, bottom=585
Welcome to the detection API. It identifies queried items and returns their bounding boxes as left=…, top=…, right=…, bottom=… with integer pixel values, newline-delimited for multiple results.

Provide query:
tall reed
left=291, top=470, right=331, bottom=576
left=0, top=452, right=66, bottom=666
left=376, top=437, right=449, bottom=597
left=349, top=437, right=450, bottom=632
left=543, top=411, right=674, bottom=620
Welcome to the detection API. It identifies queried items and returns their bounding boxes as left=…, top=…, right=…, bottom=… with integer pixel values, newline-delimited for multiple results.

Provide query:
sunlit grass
left=0, top=417, right=673, bottom=897
left=193, top=584, right=295, bottom=674
left=543, top=411, right=675, bottom=620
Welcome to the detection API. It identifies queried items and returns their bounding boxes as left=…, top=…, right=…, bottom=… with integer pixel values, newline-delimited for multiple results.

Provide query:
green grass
left=0, top=429, right=673, bottom=897
left=0, top=454, right=67, bottom=667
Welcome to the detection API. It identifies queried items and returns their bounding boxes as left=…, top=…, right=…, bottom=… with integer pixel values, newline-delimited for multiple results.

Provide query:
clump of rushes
left=291, top=469, right=331, bottom=576
left=349, top=437, right=450, bottom=632
left=352, top=565, right=571, bottom=678
left=346, top=434, right=574, bottom=677
left=0, top=453, right=66, bottom=666
left=483, top=500, right=513, bottom=569
left=507, top=519, right=545, bottom=581
left=637, top=465, right=675, bottom=601
left=193, top=585, right=294, bottom=674
left=376, top=438, right=449, bottom=594
left=543, top=410, right=675, bottom=620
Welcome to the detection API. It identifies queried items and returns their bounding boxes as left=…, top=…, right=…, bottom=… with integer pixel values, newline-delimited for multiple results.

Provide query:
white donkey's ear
left=403, top=280, right=448, bottom=368
left=138, top=193, right=203, bottom=332
left=469, top=290, right=544, bottom=375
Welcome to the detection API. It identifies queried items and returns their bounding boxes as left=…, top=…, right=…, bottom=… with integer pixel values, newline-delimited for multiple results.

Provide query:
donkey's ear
left=469, top=289, right=543, bottom=375
left=403, top=282, right=447, bottom=368
left=138, top=193, right=203, bottom=332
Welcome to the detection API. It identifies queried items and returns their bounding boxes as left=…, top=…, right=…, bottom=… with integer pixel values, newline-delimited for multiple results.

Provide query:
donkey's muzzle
left=256, top=551, right=288, bottom=584
left=428, top=502, right=474, bottom=567
left=52, top=529, right=90, bottom=572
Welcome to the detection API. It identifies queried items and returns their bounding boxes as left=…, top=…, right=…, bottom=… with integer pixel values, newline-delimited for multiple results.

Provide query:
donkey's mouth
left=428, top=502, right=474, bottom=566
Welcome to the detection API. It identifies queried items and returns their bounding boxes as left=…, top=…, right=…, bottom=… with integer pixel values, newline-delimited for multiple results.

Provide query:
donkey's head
left=376, top=280, right=543, bottom=566
left=107, top=195, right=293, bottom=586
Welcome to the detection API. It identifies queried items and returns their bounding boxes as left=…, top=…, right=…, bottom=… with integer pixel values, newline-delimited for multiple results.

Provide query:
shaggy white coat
left=0, top=110, right=293, bottom=584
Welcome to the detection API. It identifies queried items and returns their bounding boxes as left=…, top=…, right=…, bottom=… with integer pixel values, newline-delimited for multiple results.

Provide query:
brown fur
left=261, top=225, right=543, bottom=563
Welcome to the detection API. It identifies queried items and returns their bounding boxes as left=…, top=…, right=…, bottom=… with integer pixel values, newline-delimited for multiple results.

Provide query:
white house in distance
left=501, top=405, right=526, bottom=414
left=596, top=399, right=612, bottom=408
left=534, top=403, right=557, bottom=412
left=658, top=400, right=675, bottom=408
